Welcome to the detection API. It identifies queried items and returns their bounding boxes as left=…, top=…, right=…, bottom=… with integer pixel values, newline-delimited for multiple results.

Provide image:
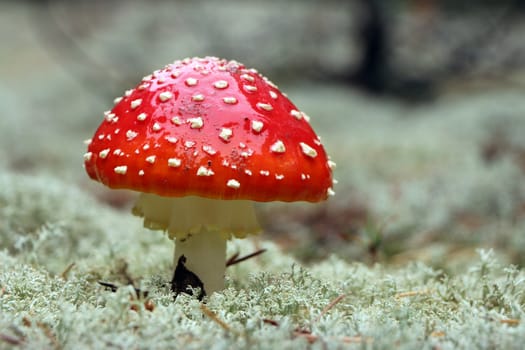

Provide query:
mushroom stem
left=132, top=194, right=261, bottom=297
left=173, top=227, right=227, bottom=296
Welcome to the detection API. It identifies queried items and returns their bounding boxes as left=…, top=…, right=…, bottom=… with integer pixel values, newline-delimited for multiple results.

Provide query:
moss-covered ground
left=1, top=171, right=525, bottom=349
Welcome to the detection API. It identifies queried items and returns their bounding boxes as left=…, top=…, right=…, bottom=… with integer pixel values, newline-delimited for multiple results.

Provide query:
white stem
left=174, top=227, right=227, bottom=296
left=132, top=194, right=261, bottom=296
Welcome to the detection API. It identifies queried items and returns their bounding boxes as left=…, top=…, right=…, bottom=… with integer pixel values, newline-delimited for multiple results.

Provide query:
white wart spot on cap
left=275, top=174, right=284, bottom=180
left=99, top=149, right=110, bottom=159
left=327, top=160, right=337, bottom=169
left=184, top=140, right=196, bottom=148
left=104, top=112, right=116, bottom=122
left=124, top=89, right=133, bottom=97
left=270, top=140, right=286, bottom=153
left=290, top=109, right=302, bottom=120
left=260, top=170, right=270, bottom=176
left=165, top=136, right=178, bottom=144
left=171, top=117, right=182, bottom=125
left=168, top=158, right=181, bottom=168
left=114, top=166, right=127, bottom=175
left=327, top=188, right=336, bottom=196
left=145, top=155, right=156, bottom=164
left=138, top=170, right=145, bottom=176
left=251, top=120, right=264, bottom=133
left=188, top=117, right=204, bottom=129
left=83, top=152, right=92, bottom=161
left=130, top=99, right=142, bottom=109
left=223, top=97, right=238, bottom=104
left=137, top=113, right=147, bottom=121
left=226, top=179, right=240, bottom=189
left=159, top=91, right=173, bottom=102
left=269, top=91, right=278, bottom=99
left=213, top=80, right=229, bottom=89
left=244, top=85, right=257, bottom=92
left=126, top=130, right=138, bottom=141
left=185, top=77, right=198, bottom=86
left=240, top=73, right=255, bottom=82
left=202, top=145, right=217, bottom=155
left=152, top=123, right=162, bottom=132
left=257, top=102, right=273, bottom=111
left=299, top=142, right=318, bottom=158
left=302, top=112, right=311, bottom=122
left=196, top=166, right=214, bottom=176
left=219, top=128, right=233, bottom=142
left=113, top=96, right=123, bottom=104
left=240, top=150, right=253, bottom=158
left=263, top=76, right=278, bottom=89
left=192, top=94, right=205, bottom=102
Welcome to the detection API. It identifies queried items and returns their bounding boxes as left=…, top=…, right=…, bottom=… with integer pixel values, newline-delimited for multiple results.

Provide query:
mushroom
left=84, top=56, right=335, bottom=298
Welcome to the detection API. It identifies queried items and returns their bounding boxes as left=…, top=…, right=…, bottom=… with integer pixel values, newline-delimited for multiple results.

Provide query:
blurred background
left=1, top=0, right=525, bottom=271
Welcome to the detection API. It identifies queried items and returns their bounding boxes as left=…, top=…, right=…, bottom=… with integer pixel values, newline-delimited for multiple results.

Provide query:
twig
left=394, top=289, right=431, bottom=299
left=500, top=318, right=520, bottom=326
left=60, top=262, right=76, bottom=280
left=262, top=318, right=279, bottom=326
left=200, top=304, right=230, bottom=332
left=430, top=331, right=446, bottom=337
left=293, top=330, right=318, bottom=344
left=97, top=281, right=118, bottom=293
left=294, top=331, right=369, bottom=344
left=342, top=336, right=368, bottom=344
left=315, top=294, right=346, bottom=323
left=0, top=333, right=24, bottom=346
left=226, top=249, right=267, bottom=267
left=263, top=314, right=367, bottom=345
left=97, top=281, right=148, bottom=297
left=226, top=252, right=240, bottom=265
left=22, top=317, right=32, bottom=327
left=37, top=322, right=61, bottom=350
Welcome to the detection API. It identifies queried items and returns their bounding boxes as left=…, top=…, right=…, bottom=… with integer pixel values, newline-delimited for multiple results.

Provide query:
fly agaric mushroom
left=84, top=56, right=335, bottom=298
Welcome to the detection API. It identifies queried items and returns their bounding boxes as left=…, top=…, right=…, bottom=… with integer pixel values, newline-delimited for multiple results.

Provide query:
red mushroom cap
left=84, top=57, right=334, bottom=202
